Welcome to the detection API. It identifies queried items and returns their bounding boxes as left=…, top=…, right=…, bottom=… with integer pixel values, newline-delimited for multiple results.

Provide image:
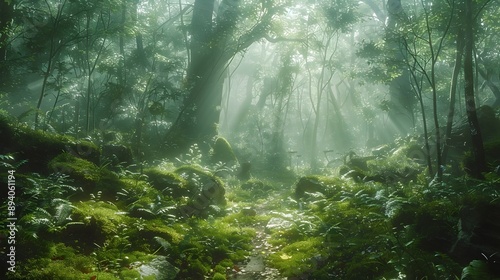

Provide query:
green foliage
left=16, top=172, right=80, bottom=216
left=175, top=143, right=204, bottom=166
left=22, top=198, right=83, bottom=237
left=6, top=243, right=95, bottom=280
left=170, top=219, right=255, bottom=279
left=461, top=260, right=497, bottom=280
left=322, top=0, right=359, bottom=32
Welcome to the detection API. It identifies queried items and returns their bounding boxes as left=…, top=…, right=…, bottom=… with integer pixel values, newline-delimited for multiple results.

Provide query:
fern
left=154, top=236, right=171, bottom=254
left=461, top=260, right=492, bottom=280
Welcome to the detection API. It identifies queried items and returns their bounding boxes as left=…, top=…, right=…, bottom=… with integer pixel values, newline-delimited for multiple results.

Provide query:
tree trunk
left=164, top=0, right=222, bottom=153
left=0, top=0, right=14, bottom=88
left=463, top=0, right=486, bottom=177
left=163, top=0, right=279, bottom=156
left=442, top=31, right=464, bottom=164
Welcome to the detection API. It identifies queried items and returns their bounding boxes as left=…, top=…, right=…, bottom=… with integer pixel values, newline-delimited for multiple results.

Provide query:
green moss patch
left=143, top=167, right=189, bottom=198
left=268, top=237, right=324, bottom=277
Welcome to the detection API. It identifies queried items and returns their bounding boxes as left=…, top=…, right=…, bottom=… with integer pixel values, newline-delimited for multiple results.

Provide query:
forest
left=1, top=0, right=500, bottom=279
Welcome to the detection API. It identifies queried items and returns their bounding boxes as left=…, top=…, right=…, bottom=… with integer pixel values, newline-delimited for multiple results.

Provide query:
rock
left=143, top=168, right=190, bottom=198
left=211, top=136, right=238, bottom=166
left=174, top=166, right=227, bottom=218
left=174, top=165, right=226, bottom=205
left=294, top=176, right=326, bottom=199
left=137, top=256, right=179, bottom=280
left=0, top=116, right=100, bottom=173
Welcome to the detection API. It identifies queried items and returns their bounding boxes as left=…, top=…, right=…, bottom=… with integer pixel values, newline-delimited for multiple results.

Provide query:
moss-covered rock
left=294, top=175, right=344, bottom=199
left=175, top=165, right=226, bottom=216
left=63, top=201, right=131, bottom=249
left=129, top=219, right=183, bottom=251
left=143, top=167, right=189, bottom=198
left=48, top=153, right=121, bottom=198
left=49, top=153, right=104, bottom=183
left=212, top=272, right=227, bottom=280
left=211, top=137, right=238, bottom=166
left=0, top=117, right=99, bottom=173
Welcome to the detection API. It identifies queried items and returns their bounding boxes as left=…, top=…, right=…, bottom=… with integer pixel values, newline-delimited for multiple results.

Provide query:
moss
left=185, top=258, right=210, bottom=278
left=174, top=165, right=227, bottom=214
left=66, top=201, right=130, bottom=248
left=118, top=178, right=160, bottom=203
left=212, top=272, right=227, bottom=280
left=268, top=237, right=324, bottom=277
left=49, top=153, right=104, bottom=182
left=143, top=167, right=189, bottom=198
left=221, top=211, right=270, bottom=227
left=1, top=120, right=99, bottom=173
left=214, top=264, right=227, bottom=274
left=211, top=136, right=238, bottom=165
left=130, top=219, right=184, bottom=251
left=294, top=175, right=344, bottom=199
left=7, top=243, right=96, bottom=280
left=48, top=153, right=123, bottom=199
left=119, top=269, right=141, bottom=279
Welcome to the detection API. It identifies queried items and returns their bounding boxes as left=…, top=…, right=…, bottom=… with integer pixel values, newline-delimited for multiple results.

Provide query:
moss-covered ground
left=1, top=123, right=500, bottom=279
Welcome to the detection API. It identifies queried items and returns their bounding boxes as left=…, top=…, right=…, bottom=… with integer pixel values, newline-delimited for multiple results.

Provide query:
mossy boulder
left=129, top=219, right=183, bottom=251
left=211, top=137, right=238, bottom=166
left=48, top=153, right=120, bottom=197
left=143, top=168, right=190, bottom=198
left=294, top=175, right=343, bottom=199
left=0, top=117, right=99, bottom=173
left=64, top=201, right=131, bottom=249
left=174, top=165, right=226, bottom=205
left=49, top=153, right=104, bottom=182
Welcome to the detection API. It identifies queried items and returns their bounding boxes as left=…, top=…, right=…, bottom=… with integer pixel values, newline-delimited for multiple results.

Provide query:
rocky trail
left=228, top=195, right=287, bottom=280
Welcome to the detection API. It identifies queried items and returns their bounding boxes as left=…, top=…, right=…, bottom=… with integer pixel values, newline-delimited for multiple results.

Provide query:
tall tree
left=463, top=0, right=486, bottom=177
left=164, top=0, right=286, bottom=154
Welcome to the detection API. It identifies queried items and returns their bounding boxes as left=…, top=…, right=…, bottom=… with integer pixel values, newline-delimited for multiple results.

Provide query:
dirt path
left=229, top=199, right=286, bottom=280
